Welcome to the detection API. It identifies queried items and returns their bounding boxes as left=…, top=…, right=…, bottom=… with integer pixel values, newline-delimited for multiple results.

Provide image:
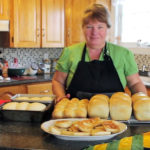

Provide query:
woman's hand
left=55, top=93, right=70, bottom=104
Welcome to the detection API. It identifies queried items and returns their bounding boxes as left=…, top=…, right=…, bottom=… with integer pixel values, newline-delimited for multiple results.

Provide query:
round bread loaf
left=15, top=97, right=29, bottom=100
left=40, top=96, right=53, bottom=101
left=27, top=102, right=46, bottom=111
left=132, top=92, right=148, bottom=104
left=52, top=98, right=69, bottom=119
left=16, top=102, right=29, bottom=110
left=29, top=97, right=41, bottom=100
left=88, top=94, right=109, bottom=119
left=3, top=102, right=18, bottom=110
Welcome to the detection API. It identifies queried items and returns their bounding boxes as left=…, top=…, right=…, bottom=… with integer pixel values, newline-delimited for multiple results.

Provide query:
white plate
left=41, top=118, right=127, bottom=141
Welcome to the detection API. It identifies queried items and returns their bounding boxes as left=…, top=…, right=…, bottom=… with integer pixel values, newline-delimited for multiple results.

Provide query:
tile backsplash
left=0, top=47, right=63, bottom=68
left=0, top=47, right=150, bottom=71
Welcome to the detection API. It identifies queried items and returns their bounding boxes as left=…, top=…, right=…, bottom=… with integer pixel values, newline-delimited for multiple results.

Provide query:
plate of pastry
left=41, top=118, right=127, bottom=141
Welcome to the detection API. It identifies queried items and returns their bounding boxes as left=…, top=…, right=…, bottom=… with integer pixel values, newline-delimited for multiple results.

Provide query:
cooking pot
left=8, top=68, right=25, bottom=77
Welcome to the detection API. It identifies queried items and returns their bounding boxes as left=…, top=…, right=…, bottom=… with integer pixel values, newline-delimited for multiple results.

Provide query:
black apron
left=66, top=43, right=124, bottom=99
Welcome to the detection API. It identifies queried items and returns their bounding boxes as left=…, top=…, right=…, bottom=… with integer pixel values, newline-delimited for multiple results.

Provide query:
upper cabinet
left=65, top=0, right=111, bottom=46
left=0, top=0, right=10, bottom=20
left=13, top=0, right=64, bottom=48
left=42, top=0, right=64, bottom=47
left=13, top=0, right=40, bottom=47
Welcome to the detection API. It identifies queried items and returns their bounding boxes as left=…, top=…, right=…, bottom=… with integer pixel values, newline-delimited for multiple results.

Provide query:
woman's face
left=83, top=20, right=108, bottom=49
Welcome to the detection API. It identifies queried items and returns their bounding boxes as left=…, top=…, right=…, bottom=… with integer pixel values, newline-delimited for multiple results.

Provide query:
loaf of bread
left=3, top=102, right=18, bottom=110
left=3, top=102, right=46, bottom=111
left=132, top=92, right=148, bottom=104
left=16, top=102, right=29, bottom=110
left=133, top=94, right=150, bottom=120
left=26, top=102, right=46, bottom=111
left=88, top=94, right=109, bottom=119
left=109, top=92, right=132, bottom=120
left=52, top=98, right=69, bottom=119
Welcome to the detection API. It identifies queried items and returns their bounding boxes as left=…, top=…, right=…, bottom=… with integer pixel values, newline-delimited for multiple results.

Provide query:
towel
left=84, top=132, right=150, bottom=150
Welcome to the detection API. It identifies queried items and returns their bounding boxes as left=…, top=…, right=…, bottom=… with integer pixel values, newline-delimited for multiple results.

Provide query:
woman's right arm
left=52, top=70, right=69, bottom=103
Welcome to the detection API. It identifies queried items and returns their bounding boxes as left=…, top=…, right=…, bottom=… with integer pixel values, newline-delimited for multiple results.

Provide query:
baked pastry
left=109, top=92, right=132, bottom=120
left=27, top=102, right=46, bottom=111
left=52, top=98, right=69, bottom=119
left=133, top=96, right=150, bottom=120
left=3, top=102, right=18, bottom=110
left=55, top=120, right=73, bottom=128
left=88, top=94, right=109, bottom=119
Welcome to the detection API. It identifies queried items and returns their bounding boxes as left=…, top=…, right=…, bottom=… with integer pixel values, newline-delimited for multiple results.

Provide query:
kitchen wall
left=0, top=47, right=149, bottom=71
left=0, top=47, right=63, bottom=71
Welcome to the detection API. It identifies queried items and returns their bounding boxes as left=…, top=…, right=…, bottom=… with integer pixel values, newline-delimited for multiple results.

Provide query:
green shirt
left=56, top=42, right=138, bottom=89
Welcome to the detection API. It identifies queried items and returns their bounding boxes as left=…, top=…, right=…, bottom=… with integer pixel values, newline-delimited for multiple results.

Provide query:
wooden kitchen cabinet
left=42, top=0, right=64, bottom=47
left=27, top=82, right=53, bottom=95
left=0, top=85, right=26, bottom=100
left=146, top=88, right=150, bottom=96
left=13, top=0, right=64, bottom=48
left=65, top=0, right=111, bottom=46
left=0, top=0, right=10, bottom=19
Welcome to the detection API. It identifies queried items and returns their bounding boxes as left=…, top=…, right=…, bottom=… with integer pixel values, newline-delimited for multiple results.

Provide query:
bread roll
left=16, top=102, right=29, bottom=110
left=88, top=94, right=109, bottom=119
left=52, top=98, right=69, bottom=119
left=132, top=92, right=148, bottom=104
left=64, top=98, right=79, bottom=118
left=75, top=99, right=89, bottom=118
left=3, top=102, right=18, bottom=110
left=109, top=92, right=132, bottom=120
left=133, top=97, right=150, bottom=120
left=27, top=102, right=46, bottom=111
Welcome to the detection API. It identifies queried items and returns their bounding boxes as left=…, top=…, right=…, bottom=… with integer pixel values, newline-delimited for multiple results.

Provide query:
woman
left=52, top=3, right=147, bottom=103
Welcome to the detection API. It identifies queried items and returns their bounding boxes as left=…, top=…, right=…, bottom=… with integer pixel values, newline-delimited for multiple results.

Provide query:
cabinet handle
left=42, top=28, right=45, bottom=37
left=40, top=90, right=50, bottom=93
left=36, top=28, right=40, bottom=38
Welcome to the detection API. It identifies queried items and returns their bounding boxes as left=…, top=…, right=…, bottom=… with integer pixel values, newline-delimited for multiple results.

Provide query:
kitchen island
left=0, top=120, right=150, bottom=150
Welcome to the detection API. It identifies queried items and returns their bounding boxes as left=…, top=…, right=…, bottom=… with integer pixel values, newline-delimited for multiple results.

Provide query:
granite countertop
left=0, top=74, right=54, bottom=87
left=0, top=120, right=150, bottom=150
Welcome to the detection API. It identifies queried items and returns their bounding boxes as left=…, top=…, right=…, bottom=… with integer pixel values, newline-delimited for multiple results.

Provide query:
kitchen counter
left=0, top=74, right=53, bottom=87
left=0, top=120, right=150, bottom=150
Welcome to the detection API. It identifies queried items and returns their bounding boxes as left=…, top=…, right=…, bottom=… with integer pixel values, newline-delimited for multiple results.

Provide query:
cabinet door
left=0, top=0, right=10, bottom=19
left=27, top=82, right=53, bottom=95
left=65, top=0, right=111, bottom=46
left=42, top=0, right=64, bottom=47
left=13, top=0, right=40, bottom=47
left=0, top=85, right=26, bottom=100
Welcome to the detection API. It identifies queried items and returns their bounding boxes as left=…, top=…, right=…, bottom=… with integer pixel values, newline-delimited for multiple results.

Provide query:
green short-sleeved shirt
left=56, top=42, right=138, bottom=89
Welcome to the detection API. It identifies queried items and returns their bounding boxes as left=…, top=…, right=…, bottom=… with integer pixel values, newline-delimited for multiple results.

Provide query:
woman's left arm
left=126, top=73, right=147, bottom=95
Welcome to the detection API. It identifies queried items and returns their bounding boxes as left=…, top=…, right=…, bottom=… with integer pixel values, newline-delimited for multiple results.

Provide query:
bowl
left=8, top=68, right=25, bottom=77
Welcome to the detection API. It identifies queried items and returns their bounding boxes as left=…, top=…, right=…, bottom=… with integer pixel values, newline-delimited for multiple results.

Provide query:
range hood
left=0, top=20, right=9, bottom=31
left=0, top=20, right=10, bottom=47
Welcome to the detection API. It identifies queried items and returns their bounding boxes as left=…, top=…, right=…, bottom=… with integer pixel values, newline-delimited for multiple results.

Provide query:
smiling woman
left=52, top=3, right=147, bottom=103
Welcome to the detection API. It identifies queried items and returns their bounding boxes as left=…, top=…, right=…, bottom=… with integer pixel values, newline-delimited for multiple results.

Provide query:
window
left=112, top=0, right=150, bottom=47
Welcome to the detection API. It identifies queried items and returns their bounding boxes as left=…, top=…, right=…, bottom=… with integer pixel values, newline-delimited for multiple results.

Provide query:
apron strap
left=81, top=42, right=110, bottom=62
